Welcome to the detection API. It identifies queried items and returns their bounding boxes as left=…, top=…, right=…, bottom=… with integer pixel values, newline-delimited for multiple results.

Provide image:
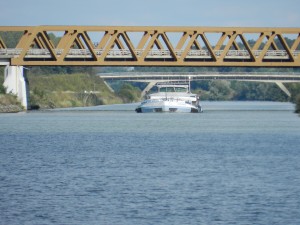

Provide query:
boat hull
left=135, top=100, right=202, bottom=113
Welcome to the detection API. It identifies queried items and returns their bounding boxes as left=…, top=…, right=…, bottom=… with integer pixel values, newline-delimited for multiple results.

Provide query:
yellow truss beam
left=0, top=26, right=298, bottom=67
left=0, top=36, right=6, bottom=48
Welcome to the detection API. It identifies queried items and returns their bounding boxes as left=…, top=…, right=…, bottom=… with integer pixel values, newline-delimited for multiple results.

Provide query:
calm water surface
left=1, top=102, right=300, bottom=225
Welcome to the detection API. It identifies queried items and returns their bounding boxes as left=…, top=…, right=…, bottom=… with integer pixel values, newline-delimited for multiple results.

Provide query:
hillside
left=27, top=73, right=124, bottom=109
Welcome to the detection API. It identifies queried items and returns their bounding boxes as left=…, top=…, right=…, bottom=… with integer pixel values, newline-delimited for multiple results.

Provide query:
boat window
left=159, top=87, right=175, bottom=92
left=174, top=87, right=187, bottom=92
left=159, top=86, right=188, bottom=92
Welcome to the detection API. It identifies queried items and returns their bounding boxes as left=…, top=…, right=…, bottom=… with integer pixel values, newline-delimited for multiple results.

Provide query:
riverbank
left=0, top=94, right=23, bottom=113
left=0, top=104, right=23, bottom=113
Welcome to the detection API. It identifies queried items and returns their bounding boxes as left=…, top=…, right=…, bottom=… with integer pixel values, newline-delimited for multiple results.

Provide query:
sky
left=1, top=0, right=300, bottom=27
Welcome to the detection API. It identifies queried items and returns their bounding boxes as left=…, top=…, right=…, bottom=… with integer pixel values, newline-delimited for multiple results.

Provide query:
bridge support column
left=3, top=66, right=29, bottom=109
left=275, top=82, right=291, bottom=98
left=141, top=81, right=157, bottom=97
left=103, top=81, right=115, bottom=93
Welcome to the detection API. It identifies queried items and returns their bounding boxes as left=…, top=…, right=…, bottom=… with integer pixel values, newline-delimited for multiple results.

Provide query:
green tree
left=0, top=67, right=5, bottom=94
left=295, top=95, right=300, bottom=113
left=0, top=84, right=6, bottom=94
left=117, top=83, right=141, bottom=102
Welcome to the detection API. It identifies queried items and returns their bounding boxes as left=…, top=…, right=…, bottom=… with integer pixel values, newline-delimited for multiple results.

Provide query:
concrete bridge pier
left=275, top=82, right=291, bottom=98
left=3, top=65, right=29, bottom=109
left=141, top=81, right=157, bottom=97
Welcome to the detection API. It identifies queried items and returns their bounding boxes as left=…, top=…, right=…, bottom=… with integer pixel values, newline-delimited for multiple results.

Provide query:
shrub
left=295, top=94, right=300, bottom=113
left=0, top=84, right=6, bottom=94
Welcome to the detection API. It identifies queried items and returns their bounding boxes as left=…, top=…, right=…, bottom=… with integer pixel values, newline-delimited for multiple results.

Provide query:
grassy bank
left=27, top=73, right=123, bottom=109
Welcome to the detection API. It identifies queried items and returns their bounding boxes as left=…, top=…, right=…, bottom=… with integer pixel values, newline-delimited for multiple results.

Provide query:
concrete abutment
left=2, top=64, right=29, bottom=110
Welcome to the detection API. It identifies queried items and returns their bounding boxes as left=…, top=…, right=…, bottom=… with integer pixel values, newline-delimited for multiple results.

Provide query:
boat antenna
left=188, top=76, right=191, bottom=93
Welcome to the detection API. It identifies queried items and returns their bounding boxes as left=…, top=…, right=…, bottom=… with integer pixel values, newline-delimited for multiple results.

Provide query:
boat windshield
left=159, top=87, right=187, bottom=92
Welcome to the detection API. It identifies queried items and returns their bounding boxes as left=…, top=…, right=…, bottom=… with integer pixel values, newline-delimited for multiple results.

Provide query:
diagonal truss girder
left=0, top=26, right=300, bottom=67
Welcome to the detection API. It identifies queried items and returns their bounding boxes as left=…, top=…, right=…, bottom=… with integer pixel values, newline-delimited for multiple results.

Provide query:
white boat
left=135, top=83, right=203, bottom=113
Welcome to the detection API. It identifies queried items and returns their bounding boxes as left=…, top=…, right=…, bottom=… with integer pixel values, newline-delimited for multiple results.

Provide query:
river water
left=1, top=101, right=300, bottom=225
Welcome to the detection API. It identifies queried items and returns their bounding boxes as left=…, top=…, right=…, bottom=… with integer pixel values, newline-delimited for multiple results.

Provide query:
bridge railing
left=1, top=49, right=300, bottom=59
left=99, top=71, right=300, bottom=77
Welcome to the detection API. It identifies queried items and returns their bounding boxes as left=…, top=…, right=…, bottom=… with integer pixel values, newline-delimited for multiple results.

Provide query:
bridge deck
left=1, top=49, right=299, bottom=60
left=99, top=72, right=300, bottom=82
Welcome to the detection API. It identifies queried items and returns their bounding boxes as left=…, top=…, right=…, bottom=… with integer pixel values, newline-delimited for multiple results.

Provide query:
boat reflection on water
left=135, top=82, right=203, bottom=113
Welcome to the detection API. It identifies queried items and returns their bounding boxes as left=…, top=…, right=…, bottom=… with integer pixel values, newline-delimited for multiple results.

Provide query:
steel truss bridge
left=0, top=26, right=300, bottom=67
